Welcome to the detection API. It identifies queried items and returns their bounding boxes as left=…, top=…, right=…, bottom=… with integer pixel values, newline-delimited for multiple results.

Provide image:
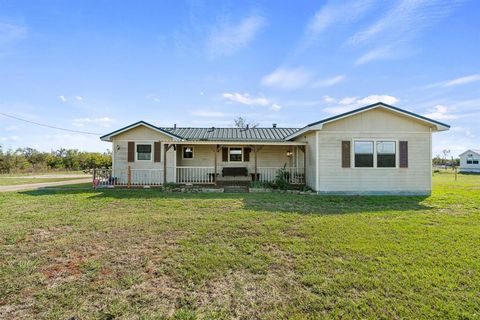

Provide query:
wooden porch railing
left=258, top=167, right=305, bottom=184
left=130, top=169, right=163, bottom=186
left=176, top=166, right=215, bottom=184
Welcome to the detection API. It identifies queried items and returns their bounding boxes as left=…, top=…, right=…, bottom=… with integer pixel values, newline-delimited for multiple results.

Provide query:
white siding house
left=100, top=102, right=450, bottom=195
left=459, top=149, right=480, bottom=173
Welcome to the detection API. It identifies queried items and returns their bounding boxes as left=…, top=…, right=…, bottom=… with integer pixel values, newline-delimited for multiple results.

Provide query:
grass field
left=0, top=172, right=479, bottom=319
left=0, top=177, right=88, bottom=186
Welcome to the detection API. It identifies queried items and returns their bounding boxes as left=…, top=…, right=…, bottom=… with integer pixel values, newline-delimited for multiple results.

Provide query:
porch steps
left=223, top=185, right=250, bottom=193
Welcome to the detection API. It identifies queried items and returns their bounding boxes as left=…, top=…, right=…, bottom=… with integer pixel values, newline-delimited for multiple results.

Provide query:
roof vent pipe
left=272, top=123, right=277, bottom=128
left=246, top=124, right=249, bottom=130
left=174, top=123, right=177, bottom=129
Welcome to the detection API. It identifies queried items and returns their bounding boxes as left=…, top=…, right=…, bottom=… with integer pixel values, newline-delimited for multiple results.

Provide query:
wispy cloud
left=424, top=105, right=457, bottom=120
left=0, top=22, right=27, bottom=45
left=427, top=74, right=480, bottom=88
left=313, top=75, right=345, bottom=87
left=75, top=96, right=83, bottom=101
left=300, top=0, right=376, bottom=50
left=72, top=117, right=114, bottom=128
left=261, top=67, right=311, bottom=90
left=348, top=0, right=464, bottom=64
left=59, top=95, right=67, bottom=102
left=206, top=15, right=266, bottom=57
left=322, top=94, right=399, bottom=114
left=222, top=92, right=282, bottom=111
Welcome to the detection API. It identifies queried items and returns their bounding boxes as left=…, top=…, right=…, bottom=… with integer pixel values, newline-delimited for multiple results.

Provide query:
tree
left=233, top=117, right=259, bottom=129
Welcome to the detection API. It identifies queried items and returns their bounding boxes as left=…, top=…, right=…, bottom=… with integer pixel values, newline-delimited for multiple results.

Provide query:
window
left=354, top=141, right=374, bottom=167
left=183, top=146, right=194, bottom=159
left=467, top=155, right=479, bottom=164
left=229, top=147, right=243, bottom=162
left=377, top=141, right=396, bottom=167
left=136, top=144, right=151, bottom=160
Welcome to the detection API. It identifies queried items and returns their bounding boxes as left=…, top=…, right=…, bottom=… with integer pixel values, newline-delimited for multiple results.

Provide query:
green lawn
left=0, top=177, right=88, bottom=186
left=0, top=172, right=479, bottom=319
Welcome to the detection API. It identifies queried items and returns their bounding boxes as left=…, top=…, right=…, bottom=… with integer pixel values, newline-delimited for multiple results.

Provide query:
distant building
left=459, top=149, right=480, bottom=173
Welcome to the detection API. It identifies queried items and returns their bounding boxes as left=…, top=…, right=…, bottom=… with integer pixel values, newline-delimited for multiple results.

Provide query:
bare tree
left=233, top=117, right=259, bottom=128
left=442, top=149, right=451, bottom=169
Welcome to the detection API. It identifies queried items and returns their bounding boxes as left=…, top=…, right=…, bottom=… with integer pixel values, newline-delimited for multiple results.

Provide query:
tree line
left=0, top=146, right=111, bottom=173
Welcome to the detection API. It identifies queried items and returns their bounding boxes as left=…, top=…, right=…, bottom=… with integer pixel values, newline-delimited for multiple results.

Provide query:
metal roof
left=161, top=127, right=299, bottom=141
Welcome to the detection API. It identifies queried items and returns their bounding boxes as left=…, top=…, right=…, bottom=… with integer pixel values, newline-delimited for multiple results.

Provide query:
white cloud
left=222, top=92, right=282, bottom=112
left=323, top=94, right=400, bottom=114
left=59, top=95, right=67, bottom=102
left=424, top=105, right=458, bottom=120
left=313, top=75, right=345, bottom=87
left=339, top=97, right=358, bottom=105
left=270, top=104, right=282, bottom=111
left=323, top=96, right=336, bottom=103
left=72, top=117, right=114, bottom=128
left=5, top=125, right=19, bottom=131
left=261, top=67, right=311, bottom=90
left=357, top=95, right=398, bottom=105
left=222, top=93, right=270, bottom=106
left=199, top=92, right=204, bottom=96
left=75, top=96, right=83, bottom=101
left=207, top=15, right=266, bottom=57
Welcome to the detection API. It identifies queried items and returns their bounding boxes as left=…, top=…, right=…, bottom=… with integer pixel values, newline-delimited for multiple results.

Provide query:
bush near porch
left=0, top=172, right=479, bottom=319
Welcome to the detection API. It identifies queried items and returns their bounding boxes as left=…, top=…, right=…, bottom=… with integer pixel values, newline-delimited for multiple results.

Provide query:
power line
left=0, top=111, right=102, bottom=135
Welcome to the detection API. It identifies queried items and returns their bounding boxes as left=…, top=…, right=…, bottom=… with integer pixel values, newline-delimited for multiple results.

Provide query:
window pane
left=138, top=153, right=151, bottom=160
left=377, top=141, right=395, bottom=154
left=229, top=148, right=242, bottom=161
left=137, top=144, right=151, bottom=153
left=355, top=141, right=373, bottom=154
left=183, top=147, right=193, bottom=159
left=355, top=154, right=373, bottom=167
left=378, top=155, right=396, bottom=167
left=354, top=141, right=373, bottom=167
left=377, top=141, right=396, bottom=167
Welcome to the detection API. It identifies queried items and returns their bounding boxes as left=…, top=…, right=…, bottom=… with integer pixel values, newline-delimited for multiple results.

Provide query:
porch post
left=254, top=146, right=258, bottom=181
left=301, top=145, right=306, bottom=184
left=214, top=144, right=217, bottom=185
left=163, top=143, right=168, bottom=185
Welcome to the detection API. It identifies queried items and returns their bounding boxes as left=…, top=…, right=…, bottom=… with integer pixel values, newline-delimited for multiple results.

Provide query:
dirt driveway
left=0, top=178, right=91, bottom=192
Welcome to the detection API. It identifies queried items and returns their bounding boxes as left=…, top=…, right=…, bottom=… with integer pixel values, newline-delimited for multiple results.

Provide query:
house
left=99, top=102, right=450, bottom=195
left=459, top=149, right=480, bottom=173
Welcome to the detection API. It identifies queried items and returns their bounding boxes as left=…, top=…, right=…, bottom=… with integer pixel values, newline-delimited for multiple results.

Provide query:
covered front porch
left=96, top=141, right=306, bottom=187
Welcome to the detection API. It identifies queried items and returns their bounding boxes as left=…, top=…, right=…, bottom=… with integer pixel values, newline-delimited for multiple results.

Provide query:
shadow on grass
left=19, top=186, right=432, bottom=215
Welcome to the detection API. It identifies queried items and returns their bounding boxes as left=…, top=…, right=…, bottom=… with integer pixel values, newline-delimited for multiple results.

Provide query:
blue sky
left=0, top=0, right=479, bottom=156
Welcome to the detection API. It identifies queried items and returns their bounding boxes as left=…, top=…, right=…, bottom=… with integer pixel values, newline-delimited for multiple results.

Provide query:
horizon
left=0, top=0, right=479, bottom=157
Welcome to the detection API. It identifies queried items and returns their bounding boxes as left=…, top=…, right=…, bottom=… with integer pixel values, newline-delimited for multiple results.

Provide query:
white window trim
left=351, top=139, right=399, bottom=169
left=228, top=146, right=244, bottom=162
left=182, top=146, right=194, bottom=160
left=136, top=143, right=153, bottom=162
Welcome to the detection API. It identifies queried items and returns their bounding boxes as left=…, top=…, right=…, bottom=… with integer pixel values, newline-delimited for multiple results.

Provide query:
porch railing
left=130, top=169, right=163, bottom=186
left=258, top=167, right=305, bottom=184
left=176, top=166, right=215, bottom=184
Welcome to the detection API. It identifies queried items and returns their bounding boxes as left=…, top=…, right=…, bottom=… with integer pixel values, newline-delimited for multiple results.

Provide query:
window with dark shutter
left=399, top=141, right=408, bottom=168
left=128, top=142, right=135, bottom=162
left=222, top=147, right=228, bottom=162
left=341, top=141, right=351, bottom=168
left=377, top=141, right=396, bottom=167
left=136, top=144, right=152, bottom=160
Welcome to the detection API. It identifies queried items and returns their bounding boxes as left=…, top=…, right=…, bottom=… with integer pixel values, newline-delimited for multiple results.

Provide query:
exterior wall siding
left=316, top=108, right=434, bottom=195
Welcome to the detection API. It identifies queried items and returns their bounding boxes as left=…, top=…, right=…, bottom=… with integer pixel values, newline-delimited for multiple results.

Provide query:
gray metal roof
left=161, top=127, right=300, bottom=141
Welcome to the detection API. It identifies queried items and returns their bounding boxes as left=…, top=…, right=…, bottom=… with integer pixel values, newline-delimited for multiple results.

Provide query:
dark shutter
left=244, top=147, right=251, bottom=162
left=154, top=141, right=161, bottom=162
left=341, top=141, right=351, bottom=168
left=222, top=147, right=228, bottom=162
left=128, top=142, right=135, bottom=162
left=399, top=141, right=408, bottom=168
